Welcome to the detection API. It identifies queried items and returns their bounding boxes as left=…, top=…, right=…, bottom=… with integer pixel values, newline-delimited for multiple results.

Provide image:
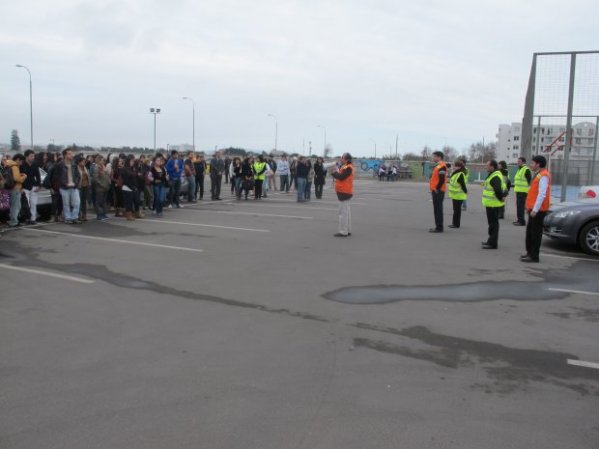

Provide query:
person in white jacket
left=276, top=155, right=290, bottom=193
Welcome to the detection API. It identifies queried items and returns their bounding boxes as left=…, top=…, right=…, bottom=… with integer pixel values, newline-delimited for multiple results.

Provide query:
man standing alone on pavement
left=481, top=160, right=506, bottom=249
left=429, top=151, right=447, bottom=233
left=331, top=153, right=354, bottom=237
left=513, top=156, right=532, bottom=226
left=521, top=155, right=551, bottom=263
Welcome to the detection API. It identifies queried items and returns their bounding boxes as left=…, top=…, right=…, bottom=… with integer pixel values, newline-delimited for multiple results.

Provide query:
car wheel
left=579, top=220, right=599, bottom=256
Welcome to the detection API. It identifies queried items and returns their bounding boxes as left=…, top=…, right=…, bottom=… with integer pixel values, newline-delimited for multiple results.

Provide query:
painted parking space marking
left=548, top=288, right=599, bottom=297
left=567, top=359, right=599, bottom=370
left=0, top=263, right=95, bottom=284
left=542, top=253, right=599, bottom=263
left=209, top=210, right=313, bottom=220
left=139, top=218, right=270, bottom=233
left=22, top=228, right=205, bottom=252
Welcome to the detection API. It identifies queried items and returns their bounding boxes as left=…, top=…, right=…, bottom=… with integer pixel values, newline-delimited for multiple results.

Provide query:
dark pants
left=498, top=205, right=505, bottom=219
left=255, top=179, right=264, bottom=198
left=516, top=192, right=527, bottom=224
left=79, top=187, right=89, bottom=217
left=431, top=191, right=444, bottom=230
left=169, top=179, right=181, bottom=206
left=231, top=175, right=236, bottom=194
left=485, top=207, right=500, bottom=247
left=525, top=211, right=546, bottom=259
left=196, top=174, right=204, bottom=199
left=224, top=170, right=230, bottom=184
left=280, top=175, right=290, bottom=192
left=315, top=182, right=324, bottom=199
left=211, top=174, right=222, bottom=199
left=123, top=190, right=134, bottom=212
left=95, top=190, right=107, bottom=217
left=452, top=200, right=463, bottom=227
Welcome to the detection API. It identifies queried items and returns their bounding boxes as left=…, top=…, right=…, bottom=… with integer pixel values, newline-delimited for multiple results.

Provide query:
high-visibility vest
left=525, top=169, right=551, bottom=212
left=482, top=171, right=506, bottom=208
left=448, top=171, right=467, bottom=201
left=429, top=162, right=447, bottom=192
left=514, top=166, right=532, bottom=193
left=253, top=162, right=267, bottom=181
left=335, top=163, right=354, bottom=194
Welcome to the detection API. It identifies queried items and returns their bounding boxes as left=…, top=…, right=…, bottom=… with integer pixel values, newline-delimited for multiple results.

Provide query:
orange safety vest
left=335, top=163, right=354, bottom=195
left=429, top=162, right=447, bottom=192
left=525, top=169, right=551, bottom=212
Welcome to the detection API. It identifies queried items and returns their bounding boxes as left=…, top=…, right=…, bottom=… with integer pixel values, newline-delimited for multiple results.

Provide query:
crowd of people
left=0, top=149, right=331, bottom=227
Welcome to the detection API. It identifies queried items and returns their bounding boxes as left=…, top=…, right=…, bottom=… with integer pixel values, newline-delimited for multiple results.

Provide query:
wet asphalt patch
left=323, top=263, right=599, bottom=304
left=351, top=323, right=599, bottom=396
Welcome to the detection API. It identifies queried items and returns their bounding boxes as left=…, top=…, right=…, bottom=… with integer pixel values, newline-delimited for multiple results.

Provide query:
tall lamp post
left=150, top=108, right=161, bottom=151
left=370, top=138, right=377, bottom=158
left=182, top=97, right=195, bottom=152
left=317, top=124, right=327, bottom=155
left=16, top=64, right=33, bottom=150
left=267, top=114, right=278, bottom=151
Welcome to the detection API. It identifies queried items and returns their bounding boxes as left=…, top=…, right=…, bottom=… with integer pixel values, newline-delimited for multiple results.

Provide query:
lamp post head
left=150, top=108, right=155, bottom=113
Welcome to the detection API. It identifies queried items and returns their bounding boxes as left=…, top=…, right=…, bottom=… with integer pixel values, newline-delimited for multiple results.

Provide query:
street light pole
left=16, top=64, right=33, bottom=150
left=150, top=108, right=161, bottom=151
left=317, top=125, right=327, bottom=155
left=370, top=138, right=377, bottom=158
left=267, top=114, right=278, bottom=151
left=182, top=97, right=196, bottom=152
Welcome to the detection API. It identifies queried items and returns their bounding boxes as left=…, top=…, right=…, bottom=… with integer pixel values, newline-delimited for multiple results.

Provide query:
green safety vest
left=253, top=162, right=267, bottom=181
left=482, top=171, right=506, bottom=208
left=514, top=165, right=531, bottom=193
left=448, top=171, right=467, bottom=200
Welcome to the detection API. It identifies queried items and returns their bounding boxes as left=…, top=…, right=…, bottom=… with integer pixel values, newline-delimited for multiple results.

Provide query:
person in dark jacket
left=120, top=156, right=139, bottom=221
left=210, top=152, right=225, bottom=200
left=295, top=156, right=309, bottom=203
left=21, top=149, right=41, bottom=224
left=193, top=155, right=206, bottom=200
left=51, top=148, right=81, bottom=224
left=239, top=157, right=254, bottom=200
left=498, top=160, right=512, bottom=220
left=482, top=160, right=506, bottom=249
left=313, top=157, right=326, bottom=199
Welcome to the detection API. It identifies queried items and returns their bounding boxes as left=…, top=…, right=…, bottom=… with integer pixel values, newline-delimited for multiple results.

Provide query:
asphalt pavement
left=1, top=179, right=598, bottom=449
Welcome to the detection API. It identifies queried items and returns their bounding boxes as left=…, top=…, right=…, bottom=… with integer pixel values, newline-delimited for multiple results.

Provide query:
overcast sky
left=2, top=0, right=598, bottom=156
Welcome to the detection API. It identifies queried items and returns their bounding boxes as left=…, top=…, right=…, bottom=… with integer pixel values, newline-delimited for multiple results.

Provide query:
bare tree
left=421, top=145, right=432, bottom=161
left=441, top=145, right=458, bottom=161
left=468, top=141, right=497, bottom=162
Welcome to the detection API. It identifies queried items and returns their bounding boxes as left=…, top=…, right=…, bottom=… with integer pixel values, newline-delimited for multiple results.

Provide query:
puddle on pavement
left=323, top=264, right=599, bottom=304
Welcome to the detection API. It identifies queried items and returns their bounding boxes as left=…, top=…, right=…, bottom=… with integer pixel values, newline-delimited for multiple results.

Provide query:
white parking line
left=231, top=202, right=336, bottom=212
left=567, top=359, right=599, bottom=370
left=210, top=211, right=313, bottom=220
left=542, top=253, right=599, bottom=263
left=548, top=288, right=599, bottom=297
left=139, top=218, right=270, bottom=232
left=21, top=228, right=205, bottom=252
left=264, top=197, right=367, bottom=206
left=0, top=263, right=95, bottom=284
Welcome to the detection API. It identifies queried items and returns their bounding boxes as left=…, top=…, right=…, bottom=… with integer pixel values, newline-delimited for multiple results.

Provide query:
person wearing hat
left=331, top=153, right=354, bottom=237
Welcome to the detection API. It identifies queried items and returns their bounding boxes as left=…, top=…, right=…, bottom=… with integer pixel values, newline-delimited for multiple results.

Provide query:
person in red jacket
left=521, top=155, right=551, bottom=263
left=429, top=151, right=447, bottom=233
left=331, top=153, right=354, bottom=237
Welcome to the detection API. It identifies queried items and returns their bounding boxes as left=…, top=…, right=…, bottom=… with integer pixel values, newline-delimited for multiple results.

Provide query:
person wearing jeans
left=295, top=156, right=308, bottom=202
left=5, top=154, right=28, bottom=227
left=277, top=156, right=290, bottom=193
left=52, top=148, right=81, bottom=224
left=151, top=155, right=168, bottom=217
left=166, top=150, right=184, bottom=208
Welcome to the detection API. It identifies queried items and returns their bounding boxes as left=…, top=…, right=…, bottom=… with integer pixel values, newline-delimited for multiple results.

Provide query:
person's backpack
left=1, top=166, right=15, bottom=190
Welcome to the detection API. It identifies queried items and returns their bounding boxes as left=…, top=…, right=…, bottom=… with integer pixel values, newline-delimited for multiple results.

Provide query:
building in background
left=497, top=121, right=597, bottom=163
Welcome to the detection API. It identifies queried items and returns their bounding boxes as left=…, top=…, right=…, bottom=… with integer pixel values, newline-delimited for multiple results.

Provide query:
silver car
left=543, top=201, right=599, bottom=256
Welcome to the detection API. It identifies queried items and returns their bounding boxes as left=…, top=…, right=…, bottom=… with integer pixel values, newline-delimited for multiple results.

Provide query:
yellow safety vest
left=482, top=171, right=506, bottom=208
left=514, top=166, right=531, bottom=193
left=448, top=171, right=467, bottom=201
left=253, top=162, right=267, bottom=181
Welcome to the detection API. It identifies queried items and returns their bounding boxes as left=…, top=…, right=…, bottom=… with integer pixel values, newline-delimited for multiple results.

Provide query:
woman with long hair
left=151, top=154, right=168, bottom=217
